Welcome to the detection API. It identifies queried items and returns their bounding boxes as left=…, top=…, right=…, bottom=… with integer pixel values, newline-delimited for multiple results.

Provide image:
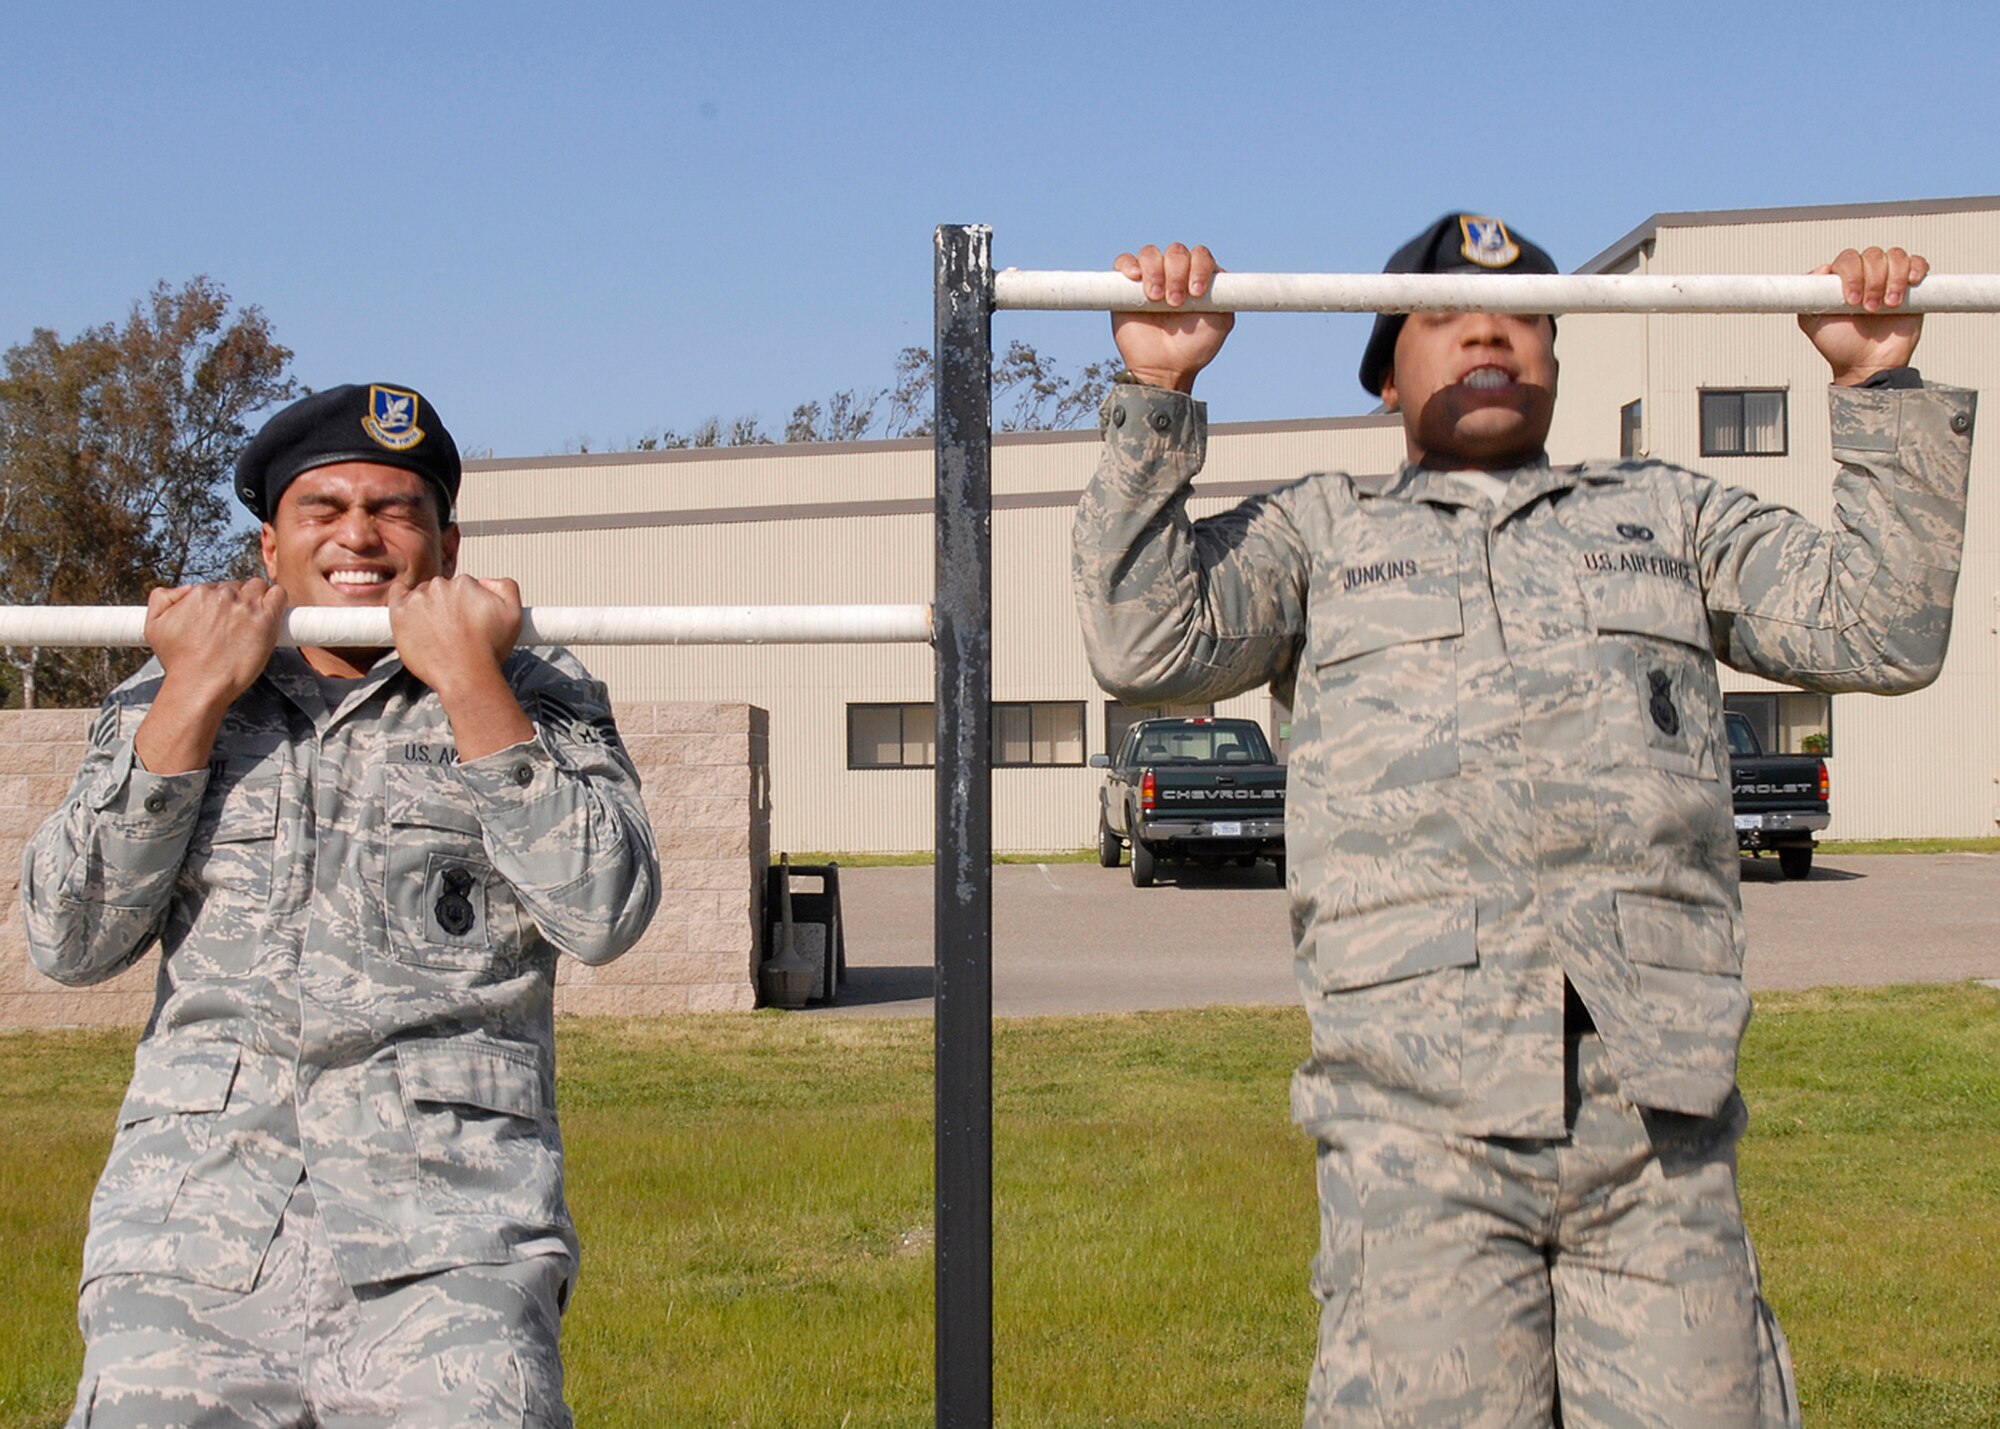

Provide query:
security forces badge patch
left=361, top=384, right=427, bottom=452
left=1459, top=216, right=1522, bottom=269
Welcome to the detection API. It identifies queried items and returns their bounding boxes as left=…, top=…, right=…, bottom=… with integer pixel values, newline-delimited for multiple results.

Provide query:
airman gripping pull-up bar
left=929, top=228, right=2000, bottom=1429
left=0, top=604, right=933, bottom=649
left=993, top=268, right=2000, bottom=313
left=6, top=226, right=1995, bottom=1429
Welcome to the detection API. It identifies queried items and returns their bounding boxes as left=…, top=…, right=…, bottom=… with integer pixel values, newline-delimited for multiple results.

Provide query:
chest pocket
left=1307, top=541, right=1464, bottom=797
left=383, top=766, right=515, bottom=971
left=1579, top=570, right=1721, bottom=779
left=173, top=763, right=282, bottom=974
left=185, top=763, right=281, bottom=898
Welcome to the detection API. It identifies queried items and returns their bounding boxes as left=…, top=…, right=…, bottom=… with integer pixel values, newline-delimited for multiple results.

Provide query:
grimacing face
left=1379, top=310, right=1559, bottom=471
left=260, top=462, right=457, bottom=614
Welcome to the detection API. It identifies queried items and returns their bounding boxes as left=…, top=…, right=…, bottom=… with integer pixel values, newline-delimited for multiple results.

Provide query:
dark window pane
left=1701, top=392, right=1744, bottom=455
left=1743, top=391, right=1786, bottom=454
left=850, top=705, right=903, bottom=767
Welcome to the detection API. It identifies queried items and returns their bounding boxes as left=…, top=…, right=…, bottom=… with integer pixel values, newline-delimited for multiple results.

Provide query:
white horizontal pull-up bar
left=0, top=604, right=934, bottom=650
left=994, top=269, right=2000, bottom=315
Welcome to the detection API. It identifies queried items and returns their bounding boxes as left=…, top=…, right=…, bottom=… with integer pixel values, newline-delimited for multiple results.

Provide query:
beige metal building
left=461, top=196, right=1999, bottom=852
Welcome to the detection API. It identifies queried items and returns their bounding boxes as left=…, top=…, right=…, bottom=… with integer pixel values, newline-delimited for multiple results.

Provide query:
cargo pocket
left=1616, top=893, right=1750, bottom=1103
left=95, top=1040, right=241, bottom=1225
left=1307, top=573, right=1463, bottom=796
left=1305, top=897, right=1476, bottom=1092
left=396, top=1035, right=559, bottom=1222
left=1580, top=574, right=1720, bottom=780
left=1307, top=1141, right=1368, bottom=1417
left=384, top=767, right=515, bottom=971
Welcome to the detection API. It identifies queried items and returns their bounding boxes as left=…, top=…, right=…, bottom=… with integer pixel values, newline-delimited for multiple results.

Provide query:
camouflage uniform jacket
left=22, top=646, right=660, bottom=1291
left=1074, top=381, right=1974, bottom=1139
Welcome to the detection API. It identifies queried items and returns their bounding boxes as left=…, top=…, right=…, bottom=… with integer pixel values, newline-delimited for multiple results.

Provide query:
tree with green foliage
left=0, top=277, right=296, bottom=707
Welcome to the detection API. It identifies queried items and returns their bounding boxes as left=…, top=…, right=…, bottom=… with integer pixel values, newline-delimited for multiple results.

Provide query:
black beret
left=1359, top=214, right=1559, bottom=397
left=235, top=383, right=461, bottom=522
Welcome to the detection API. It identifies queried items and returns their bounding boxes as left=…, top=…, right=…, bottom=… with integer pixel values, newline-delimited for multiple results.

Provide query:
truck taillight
left=1818, top=760, right=1829, bottom=801
left=1141, top=770, right=1156, bottom=813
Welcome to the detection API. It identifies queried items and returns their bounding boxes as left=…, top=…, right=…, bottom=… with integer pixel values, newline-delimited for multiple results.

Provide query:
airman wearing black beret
left=235, top=382, right=461, bottom=522
left=1357, top=212, right=1559, bottom=396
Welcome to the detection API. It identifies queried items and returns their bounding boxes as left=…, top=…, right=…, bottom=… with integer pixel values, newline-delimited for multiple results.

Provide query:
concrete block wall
left=0, top=702, right=769, bottom=1029
left=557, top=702, right=769, bottom=1015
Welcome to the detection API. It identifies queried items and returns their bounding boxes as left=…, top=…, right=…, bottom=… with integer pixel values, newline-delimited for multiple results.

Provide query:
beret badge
left=1458, top=216, right=1523, bottom=269
left=361, top=384, right=427, bottom=453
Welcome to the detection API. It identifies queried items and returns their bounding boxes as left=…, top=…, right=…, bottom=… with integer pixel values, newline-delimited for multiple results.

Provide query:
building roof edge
left=1574, top=193, right=2000, bottom=274
left=464, top=411, right=1399, bottom=476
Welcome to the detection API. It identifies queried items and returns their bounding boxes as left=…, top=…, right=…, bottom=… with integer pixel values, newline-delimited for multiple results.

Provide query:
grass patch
left=772, top=849, right=1101, bottom=867
left=4, top=988, right=1997, bottom=1426
left=785, top=838, right=2000, bottom=867
left=1815, top=837, right=2000, bottom=855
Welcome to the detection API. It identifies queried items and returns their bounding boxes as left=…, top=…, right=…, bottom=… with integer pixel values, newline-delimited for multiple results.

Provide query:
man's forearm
left=432, top=663, right=537, bottom=762
left=133, top=673, right=239, bottom=776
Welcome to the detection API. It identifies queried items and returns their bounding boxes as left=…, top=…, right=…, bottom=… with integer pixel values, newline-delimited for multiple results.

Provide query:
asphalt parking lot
left=818, top=853, right=2000, bottom=1018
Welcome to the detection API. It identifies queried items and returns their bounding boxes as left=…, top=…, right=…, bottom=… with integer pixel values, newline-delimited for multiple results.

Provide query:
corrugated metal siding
left=1547, top=314, right=1648, bottom=462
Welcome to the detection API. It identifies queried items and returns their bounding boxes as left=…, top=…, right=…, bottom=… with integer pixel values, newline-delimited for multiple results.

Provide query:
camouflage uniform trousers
left=1306, top=1034, right=1799, bottom=1429
left=69, top=1175, right=571, bottom=1429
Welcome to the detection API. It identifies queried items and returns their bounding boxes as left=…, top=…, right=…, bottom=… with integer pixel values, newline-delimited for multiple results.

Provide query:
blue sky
left=4, top=1, right=1995, bottom=458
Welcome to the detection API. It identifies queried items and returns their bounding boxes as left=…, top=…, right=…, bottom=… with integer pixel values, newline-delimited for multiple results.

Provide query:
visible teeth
left=328, top=571, right=388, bottom=586
left=1461, top=369, right=1511, bottom=390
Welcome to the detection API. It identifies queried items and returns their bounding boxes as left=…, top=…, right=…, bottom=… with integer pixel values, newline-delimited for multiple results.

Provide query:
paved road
left=817, top=853, right=2000, bottom=1018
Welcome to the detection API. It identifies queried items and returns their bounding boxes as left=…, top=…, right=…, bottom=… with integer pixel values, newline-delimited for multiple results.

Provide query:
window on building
left=1104, top=699, right=1215, bottom=757
left=1619, top=399, right=1643, bottom=459
left=1700, top=389, right=1788, bottom=457
left=993, top=702, right=1086, bottom=767
left=848, top=702, right=935, bottom=769
left=1723, top=692, right=1832, bottom=756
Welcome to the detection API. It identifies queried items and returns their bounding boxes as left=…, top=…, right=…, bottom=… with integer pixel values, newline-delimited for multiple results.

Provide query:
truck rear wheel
left=1778, top=845, right=1813, bottom=880
left=1098, top=813, right=1122, bottom=868
left=1130, top=836, right=1157, bottom=888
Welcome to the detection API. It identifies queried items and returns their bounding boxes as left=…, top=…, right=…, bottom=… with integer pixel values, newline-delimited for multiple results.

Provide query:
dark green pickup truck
left=1728, top=710, right=1830, bottom=880
left=1090, top=716, right=1287, bottom=887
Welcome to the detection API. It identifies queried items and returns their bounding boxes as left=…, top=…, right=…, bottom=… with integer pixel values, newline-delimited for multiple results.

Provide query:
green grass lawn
left=774, top=850, right=1102, bottom=867
left=3, top=987, right=1996, bottom=1427
left=1815, top=836, right=2000, bottom=856
left=784, top=839, right=2000, bottom=867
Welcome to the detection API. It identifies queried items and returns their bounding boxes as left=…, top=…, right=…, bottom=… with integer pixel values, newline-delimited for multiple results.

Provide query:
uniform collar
left=265, top=647, right=408, bottom=728
left=1383, top=453, right=1582, bottom=526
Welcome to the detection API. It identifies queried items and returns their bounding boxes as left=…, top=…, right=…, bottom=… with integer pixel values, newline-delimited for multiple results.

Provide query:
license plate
left=1733, top=814, right=1758, bottom=831
left=1211, top=821, right=1243, bottom=837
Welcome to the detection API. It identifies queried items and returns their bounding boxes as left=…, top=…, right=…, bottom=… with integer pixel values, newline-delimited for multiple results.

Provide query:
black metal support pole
left=932, top=223, right=994, bottom=1429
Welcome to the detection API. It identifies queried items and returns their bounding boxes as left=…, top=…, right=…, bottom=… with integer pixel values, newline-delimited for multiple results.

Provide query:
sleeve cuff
left=1098, top=384, right=1207, bottom=481
left=454, top=733, right=557, bottom=809
left=1829, top=380, right=1976, bottom=471
left=92, top=743, right=209, bottom=824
